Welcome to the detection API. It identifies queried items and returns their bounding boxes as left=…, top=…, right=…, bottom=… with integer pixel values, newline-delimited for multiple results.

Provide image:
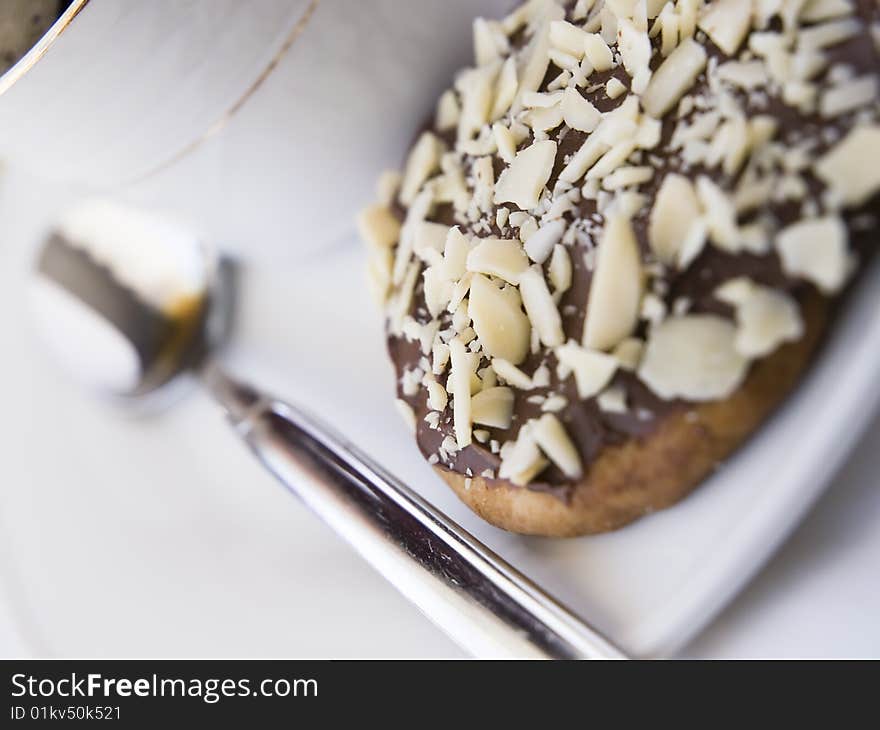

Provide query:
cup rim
left=0, top=0, right=91, bottom=98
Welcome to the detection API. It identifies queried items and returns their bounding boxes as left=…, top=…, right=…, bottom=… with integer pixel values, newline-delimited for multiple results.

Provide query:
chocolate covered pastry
left=359, top=0, right=880, bottom=536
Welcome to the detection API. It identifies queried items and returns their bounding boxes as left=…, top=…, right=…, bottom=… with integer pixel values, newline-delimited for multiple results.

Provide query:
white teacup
left=0, top=0, right=508, bottom=259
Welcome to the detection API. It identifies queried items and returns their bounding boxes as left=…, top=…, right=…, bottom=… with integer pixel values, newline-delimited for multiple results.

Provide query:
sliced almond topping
left=698, top=0, right=754, bottom=56
left=716, top=278, right=804, bottom=357
left=716, top=60, right=769, bottom=89
left=801, top=0, right=855, bottom=23
left=423, top=265, right=455, bottom=318
left=426, top=380, right=449, bottom=412
left=491, top=56, right=519, bottom=121
left=561, top=86, right=602, bottom=132
left=532, top=414, right=583, bottom=479
left=605, top=77, right=628, bottom=99
left=443, top=227, right=471, bottom=280
left=471, top=386, right=515, bottom=429
left=456, top=64, right=499, bottom=145
left=798, top=17, right=861, bottom=50
left=357, top=204, right=401, bottom=251
left=469, top=274, right=531, bottom=364
left=525, top=104, right=565, bottom=132
left=638, top=315, right=749, bottom=401
left=648, top=174, right=701, bottom=264
left=775, top=216, right=849, bottom=293
left=617, top=18, right=653, bottom=79
left=550, top=19, right=589, bottom=57
left=513, top=7, right=564, bottom=111
left=612, top=337, right=644, bottom=371
left=492, top=123, right=517, bottom=164
left=642, top=37, right=708, bottom=118
left=399, top=133, right=444, bottom=206
left=696, top=176, right=740, bottom=252
left=435, top=90, right=460, bottom=132
left=524, top=219, right=566, bottom=264
left=519, top=265, right=565, bottom=348
left=559, top=135, right=610, bottom=183
left=820, top=76, right=878, bottom=118
left=494, top=140, right=558, bottom=211
left=412, top=222, right=450, bottom=262
left=473, top=17, right=504, bottom=66
left=548, top=244, right=573, bottom=296
left=449, top=337, right=474, bottom=449
left=556, top=341, right=619, bottom=398
left=583, top=215, right=643, bottom=351
left=583, top=32, right=614, bottom=71
left=492, top=357, right=534, bottom=390
left=814, top=125, right=880, bottom=207
left=585, top=140, right=638, bottom=181
left=602, top=166, right=653, bottom=190
left=597, top=385, right=628, bottom=413
left=498, top=427, right=548, bottom=486
left=466, top=237, right=530, bottom=284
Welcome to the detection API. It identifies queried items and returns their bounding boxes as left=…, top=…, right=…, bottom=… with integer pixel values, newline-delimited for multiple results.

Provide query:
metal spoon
left=29, top=199, right=625, bottom=660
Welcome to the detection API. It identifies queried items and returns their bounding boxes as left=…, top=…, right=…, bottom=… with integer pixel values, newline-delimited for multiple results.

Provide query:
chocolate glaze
left=388, top=0, right=880, bottom=501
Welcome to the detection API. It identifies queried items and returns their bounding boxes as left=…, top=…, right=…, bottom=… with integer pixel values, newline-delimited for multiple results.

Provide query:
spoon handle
left=204, top=366, right=625, bottom=660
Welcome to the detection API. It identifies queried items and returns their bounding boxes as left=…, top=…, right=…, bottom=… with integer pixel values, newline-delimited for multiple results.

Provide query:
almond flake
left=491, top=57, right=519, bottom=121
left=466, top=237, right=530, bottom=284
left=556, top=341, right=619, bottom=398
left=716, top=278, right=804, bottom=357
left=469, top=274, right=531, bottom=363
left=435, top=90, right=460, bottom=132
left=524, top=219, right=566, bottom=264
left=492, top=358, right=534, bottom=390
left=357, top=204, right=401, bottom=251
left=584, top=33, right=615, bottom=71
left=716, top=60, right=769, bottom=89
left=642, top=37, right=708, bottom=118
left=820, top=76, right=878, bottom=118
left=638, top=315, right=749, bottom=400
left=426, top=381, right=449, bottom=412
left=698, top=0, right=753, bottom=56
left=605, top=77, right=628, bottom=98
left=814, top=125, right=880, bottom=207
left=798, top=17, right=861, bottom=50
left=583, top=215, right=643, bottom=350
left=550, top=19, right=590, bottom=57
left=602, top=166, right=653, bottom=190
left=648, top=174, right=701, bottom=263
left=561, top=87, right=602, bottom=132
left=548, top=244, right=573, bottom=296
left=449, top=337, right=474, bottom=449
left=494, top=140, right=557, bottom=211
left=775, top=216, right=849, bottom=293
left=412, top=222, right=450, bottom=261
left=498, top=427, right=548, bottom=486
left=559, top=135, right=610, bottom=183
left=617, top=19, right=653, bottom=79
left=519, top=265, right=565, bottom=347
left=492, top=123, right=517, bottom=164
left=597, top=385, right=628, bottom=413
left=612, top=337, right=644, bottom=370
left=696, top=176, right=740, bottom=252
left=471, top=386, right=515, bottom=429
left=399, top=132, right=443, bottom=206
left=532, top=414, right=583, bottom=479
left=801, top=0, right=855, bottom=23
